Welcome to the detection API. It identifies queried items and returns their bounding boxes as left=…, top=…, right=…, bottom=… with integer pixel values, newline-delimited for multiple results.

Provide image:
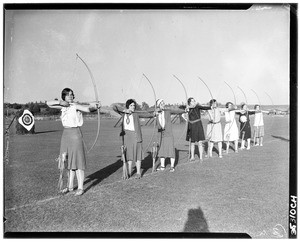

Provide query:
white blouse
left=123, top=114, right=135, bottom=131
left=254, top=112, right=264, bottom=126
left=61, top=104, right=83, bottom=127
left=158, top=111, right=165, bottom=129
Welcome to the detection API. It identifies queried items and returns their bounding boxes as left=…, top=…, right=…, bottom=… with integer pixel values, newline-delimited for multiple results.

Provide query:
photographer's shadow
left=183, top=206, right=209, bottom=232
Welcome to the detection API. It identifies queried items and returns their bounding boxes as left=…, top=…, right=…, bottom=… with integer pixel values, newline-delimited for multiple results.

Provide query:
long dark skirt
left=239, top=122, right=251, bottom=140
left=186, top=120, right=206, bottom=142
left=60, top=127, right=86, bottom=170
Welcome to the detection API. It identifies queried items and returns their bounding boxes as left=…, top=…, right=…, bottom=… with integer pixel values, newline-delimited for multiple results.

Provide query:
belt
left=188, top=119, right=201, bottom=124
left=209, top=121, right=220, bottom=124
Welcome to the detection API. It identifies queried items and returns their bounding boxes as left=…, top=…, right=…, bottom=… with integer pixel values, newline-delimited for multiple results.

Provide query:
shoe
left=260, top=144, right=263, bottom=146
left=75, top=189, right=84, bottom=196
left=134, top=173, right=141, bottom=179
left=240, top=147, right=245, bottom=150
left=170, top=167, right=175, bottom=172
left=254, top=144, right=259, bottom=146
left=189, top=158, right=195, bottom=161
left=60, top=188, right=73, bottom=194
left=246, top=147, right=250, bottom=150
left=156, top=166, right=165, bottom=171
left=219, top=155, right=223, bottom=158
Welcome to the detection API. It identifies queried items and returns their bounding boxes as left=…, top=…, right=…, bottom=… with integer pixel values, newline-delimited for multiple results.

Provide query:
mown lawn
left=4, top=115, right=290, bottom=238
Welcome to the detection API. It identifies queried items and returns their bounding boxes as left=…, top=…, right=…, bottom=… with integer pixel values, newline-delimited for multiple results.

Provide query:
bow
left=173, top=75, right=188, bottom=104
left=224, top=81, right=237, bottom=140
left=173, top=75, right=190, bottom=161
left=198, top=76, right=214, bottom=141
left=224, top=81, right=237, bottom=106
left=264, top=91, right=275, bottom=132
left=142, top=73, right=157, bottom=156
left=76, top=53, right=100, bottom=153
left=237, top=86, right=248, bottom=105
left=251, top=89, right=261, bottom=106
left=237, top=86, right=249, bottom=135
left=265, top=91, right=275, bottom=113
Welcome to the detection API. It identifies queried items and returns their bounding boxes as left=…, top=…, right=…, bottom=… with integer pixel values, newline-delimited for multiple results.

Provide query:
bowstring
left=198, top=76, right=214, bottom=143
left=237, top=86, right=249, bottom=134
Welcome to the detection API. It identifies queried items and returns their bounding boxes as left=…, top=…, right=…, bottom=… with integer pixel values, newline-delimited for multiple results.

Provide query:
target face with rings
left=18, top=109, right=35, bottom=131
left=22, top=114, right=33, bottom=126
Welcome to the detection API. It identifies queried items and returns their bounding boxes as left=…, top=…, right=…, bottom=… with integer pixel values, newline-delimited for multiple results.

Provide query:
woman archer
left=185, top=97, right=211, bottom=161
left=154, top=99, right=176, bottom=172
left=236, top=103, right=256, bottom=150
left=47, top=88, right=100, bottom=196
left=120, top=99, right=143, bottom=179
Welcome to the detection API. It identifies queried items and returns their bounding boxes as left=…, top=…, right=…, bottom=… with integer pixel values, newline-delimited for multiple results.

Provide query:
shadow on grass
left=183, top=207, right=209, bottom=232
left=141, top=152, right=155, bottom=176
left=272, top=135, right=289, bottom=142
left=141, top=147, right=188, bottom=176
left=84, top=158, right=123, bottom=193
left=35, top=130, right=60, bottom=134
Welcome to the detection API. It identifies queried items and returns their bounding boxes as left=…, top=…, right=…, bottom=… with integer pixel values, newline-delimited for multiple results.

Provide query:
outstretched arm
left=46, top=100, right=69, bottom=109
left=197, top=104, right=211, bottom=110
left=75, top=102, right=101, bottom=113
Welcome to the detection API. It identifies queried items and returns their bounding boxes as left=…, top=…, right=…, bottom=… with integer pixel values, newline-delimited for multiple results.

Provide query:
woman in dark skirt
left=47, top=88, right=100, bottom=196
left=236, top=103, right=255, bottom=150
left=186, top=97, right=211, bottom=161
left=121, top=99, right=143, bottom=179
left=155, top=99, right=176, bottom=172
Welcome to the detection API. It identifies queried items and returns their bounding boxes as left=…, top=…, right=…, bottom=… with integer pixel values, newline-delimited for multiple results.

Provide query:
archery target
left=181, top=113, right=188, bottom=122
left=18, top=110, right=35, bottom=131
left=240, top=115, right=247, bottom=123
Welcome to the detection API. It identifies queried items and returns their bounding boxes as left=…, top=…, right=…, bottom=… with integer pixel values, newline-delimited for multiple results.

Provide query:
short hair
left=209, top=99, right=217, bottom=106
left=241, top=103, right=246, bottom=109
left=125, top=99, right=136, bottom=109
left=187, top=97, right=193, bottom=105
left=226, top=102, right=233, bottom=108
left=61, top=88, right=75, bottom=101
left=254, top=104, right=260, bottom=109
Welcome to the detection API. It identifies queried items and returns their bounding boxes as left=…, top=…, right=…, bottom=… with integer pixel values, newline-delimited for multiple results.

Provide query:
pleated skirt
left=254, top=125, right=264, bottom=137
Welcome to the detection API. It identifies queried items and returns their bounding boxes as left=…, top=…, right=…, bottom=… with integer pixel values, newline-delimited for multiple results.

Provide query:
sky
left=4, top=4, right=290, bottom=106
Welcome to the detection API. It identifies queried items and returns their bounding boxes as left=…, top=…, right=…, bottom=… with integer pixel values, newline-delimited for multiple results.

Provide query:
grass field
left=4, top=115, right=290, bottom=238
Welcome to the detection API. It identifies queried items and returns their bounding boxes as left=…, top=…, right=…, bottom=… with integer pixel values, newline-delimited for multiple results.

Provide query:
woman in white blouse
left=47, top=88, right=100, bottom=196
left=121, top=99, right=143, bottom=179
